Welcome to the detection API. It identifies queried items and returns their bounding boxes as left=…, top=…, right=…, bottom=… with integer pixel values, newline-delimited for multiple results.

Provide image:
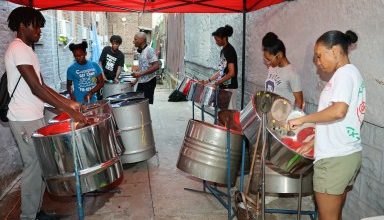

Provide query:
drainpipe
left=241, top=0, right=247, bottom=109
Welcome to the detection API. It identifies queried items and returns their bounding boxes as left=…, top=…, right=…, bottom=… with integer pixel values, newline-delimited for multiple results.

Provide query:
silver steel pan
left=105, top=91, right=145, bottom=104
left=32, top=113, right=123, bottom=196
left=177, top=76, right=197, bottom=96
left=250, top=161, right=313, bottom=195
left=48, top=100, right=113, bottom=123
left=111, top=98, right=156, bottom=163
left=187, top=82, right=232, bottom=109
left=240, top=95, right=260, bottom=145
left=187, top=81, right=205, bottom=103
left=103, top=81, right=134, bottom=98
left=241, top=91, right=314, bottom=177
left=201, top=85, right=232, bottom=109
left=82, top=99, right=113, bottom=116
left=177, top=119, right=243, bottom=184
left=263, top=92, right=314, bottom=176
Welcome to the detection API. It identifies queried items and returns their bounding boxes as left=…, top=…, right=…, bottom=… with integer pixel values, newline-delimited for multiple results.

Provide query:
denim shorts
left=313, top=151, right=362, bottom=195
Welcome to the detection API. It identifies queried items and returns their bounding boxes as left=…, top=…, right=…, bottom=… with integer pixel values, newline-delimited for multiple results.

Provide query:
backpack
left=168, top=89, right=187, bottom=102
left=0, top=72, right=21, bottom=122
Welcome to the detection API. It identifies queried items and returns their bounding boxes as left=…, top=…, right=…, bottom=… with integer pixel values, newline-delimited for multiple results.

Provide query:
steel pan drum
left=240, top=96, right=260, bottom=145
left=177, top=76, right=197, bottom=96
left=250, top=161, right=313, bottom=195
left=103, top=81, right=134, bottom=98
left=187, top=82, right=232, bottom=109
left=202, top=85, right=232, bottom=109
left=187, top=81, right=205, bottom=103
left=32, top=113, right=123, bottom=196
left=177, top=119, right=243, bottom=184
left=49, top=100, right=112, bottom=123
left=262, top=92, right=314, bottom=176
left=111, top=98, right=156, bottom=163
left=105, top=91, right=145, bottom=104
left=241, top=91, right=314, bottom=178
left=82, top=99, right=113, bottom=116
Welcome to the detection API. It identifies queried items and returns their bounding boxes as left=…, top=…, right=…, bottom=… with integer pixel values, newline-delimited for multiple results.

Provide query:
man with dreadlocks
left=5, top=7, right=85, bottom=220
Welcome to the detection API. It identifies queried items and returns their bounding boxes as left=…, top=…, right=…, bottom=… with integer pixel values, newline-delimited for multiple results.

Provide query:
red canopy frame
left=7, top=0, right=286, bottom=108
left=9, top=0, right=284, bottom=13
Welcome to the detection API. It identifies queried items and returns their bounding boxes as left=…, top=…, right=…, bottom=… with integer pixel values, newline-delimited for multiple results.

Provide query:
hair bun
left=81, top=41, right=88, bottom=49
left=345, top=30, right=358, bottom=44
left=262, top=32, right=279, bottom=47
left=68, top=43, right=75, bottom=51
left=265, top=32, right=278, bottom=41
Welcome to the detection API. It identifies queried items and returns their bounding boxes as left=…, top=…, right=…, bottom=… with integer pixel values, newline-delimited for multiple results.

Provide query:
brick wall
left=0, top=2, right=22, bottom=197
left=0, top=2, right=109, bottom=197
left=184, top=0, right=384, bottom=218
left=107, top=12, right=152, bottom=65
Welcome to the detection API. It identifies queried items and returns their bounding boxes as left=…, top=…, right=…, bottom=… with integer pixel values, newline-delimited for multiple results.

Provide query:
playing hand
left=132, top=72, right=141, bottom=78
left=84, top=93, right=92, bottom=103
left=288, top=118, right=304, bottom=130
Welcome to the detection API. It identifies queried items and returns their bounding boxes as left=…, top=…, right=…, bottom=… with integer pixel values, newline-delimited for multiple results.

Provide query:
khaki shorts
left=313, top=151, right=362, bottom=195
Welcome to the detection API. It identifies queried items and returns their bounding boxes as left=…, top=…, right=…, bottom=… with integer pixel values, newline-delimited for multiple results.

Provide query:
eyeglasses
left=263, top=54, right=278, bottom=65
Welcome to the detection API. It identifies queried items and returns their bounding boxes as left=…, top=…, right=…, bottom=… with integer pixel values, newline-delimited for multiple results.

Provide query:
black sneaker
left=35, top=210, right=59, bottom=220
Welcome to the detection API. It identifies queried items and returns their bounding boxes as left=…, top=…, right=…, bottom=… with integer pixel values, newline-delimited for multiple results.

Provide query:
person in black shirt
left=99, top=35, right=125, bottom=83
left=203, top=25, right=238, bottom=110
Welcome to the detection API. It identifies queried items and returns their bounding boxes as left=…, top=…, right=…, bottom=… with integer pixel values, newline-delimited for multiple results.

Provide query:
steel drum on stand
left=32, top=113, right=123, bottom=196
left=105, top=91, right=145, bottom=104
left=103, top=81, right=134, bottom=98
left=49, top=100, right=113, bottom=123
left=240, top=95, right=260, bottom=146
left=240, top=91, right=315, bottom=194
left=187, top=81, right=232, bottom=109
left=177, top=76, right=197, bottom=96
left=177, top=119, right=243, bottom=184
left=111, top=98, right=156, bottom=164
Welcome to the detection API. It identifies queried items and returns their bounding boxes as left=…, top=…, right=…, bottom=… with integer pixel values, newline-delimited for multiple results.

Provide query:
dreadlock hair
left=7, top=7, right=46, bottom=32
left=69, top=41, right=88, bottom=53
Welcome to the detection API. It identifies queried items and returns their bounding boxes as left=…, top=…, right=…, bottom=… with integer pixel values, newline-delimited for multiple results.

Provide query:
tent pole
left=241, top=0, right=246, bottom=109
left=29, top=0, right=33, bottom=7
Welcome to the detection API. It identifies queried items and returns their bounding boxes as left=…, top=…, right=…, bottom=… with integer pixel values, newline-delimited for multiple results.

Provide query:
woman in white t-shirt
left=288, top=30, right=366, bottom=220
left=262, top=32, right=304, bottom=109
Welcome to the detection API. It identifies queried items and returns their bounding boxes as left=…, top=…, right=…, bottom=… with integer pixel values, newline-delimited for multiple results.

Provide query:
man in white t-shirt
left=5, top=7, right=85, bottom=220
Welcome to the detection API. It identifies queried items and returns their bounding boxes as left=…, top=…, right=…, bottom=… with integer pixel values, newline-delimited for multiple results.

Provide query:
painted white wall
left=185, top=13, right=242, bottom=74
left=185, top=0, right=384, bottom=127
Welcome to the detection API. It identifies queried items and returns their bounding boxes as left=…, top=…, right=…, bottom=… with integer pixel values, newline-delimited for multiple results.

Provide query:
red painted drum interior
left=52, top=112, right=71, bottom=121
left=36, top=121, right=71, bottom=136
left=281, top=126, right=315, bottom=158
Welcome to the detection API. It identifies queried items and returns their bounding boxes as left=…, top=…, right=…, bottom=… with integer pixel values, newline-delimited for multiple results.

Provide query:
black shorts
left=136, top=77, right=157, bottom=104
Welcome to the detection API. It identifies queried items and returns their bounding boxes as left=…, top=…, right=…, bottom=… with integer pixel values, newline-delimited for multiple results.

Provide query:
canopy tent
left=7, top=0, right=286, bottom=108
left=8, top=0, right=284, bottom=13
